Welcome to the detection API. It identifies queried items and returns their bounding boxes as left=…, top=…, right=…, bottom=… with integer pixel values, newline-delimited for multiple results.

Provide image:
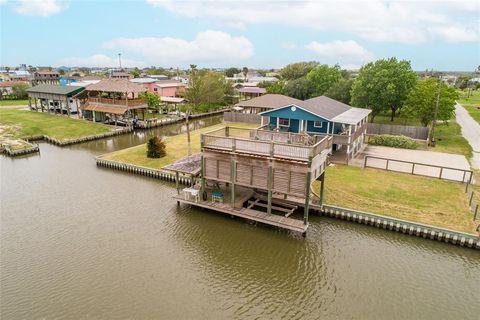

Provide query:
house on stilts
left=75, top=79, right=148, bottom=127
left=172, top=126, right=333, bottom=234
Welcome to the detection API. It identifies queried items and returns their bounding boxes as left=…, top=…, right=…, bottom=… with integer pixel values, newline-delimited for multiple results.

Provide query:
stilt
left=267, top=160, right=273, bottom=214
left=304, top=170, right=312, bottom=226
left=231, top=159, right=236, bottom=208
left=176, top=171, right=180, bottom=195
left=319, top=172, right=325, bottom=206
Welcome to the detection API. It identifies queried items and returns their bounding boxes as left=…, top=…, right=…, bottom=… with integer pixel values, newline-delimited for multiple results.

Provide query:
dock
left=173, top=188, right=308, bottom=234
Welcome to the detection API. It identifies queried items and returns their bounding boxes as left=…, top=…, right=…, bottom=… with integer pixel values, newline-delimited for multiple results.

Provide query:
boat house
left=77, top=79, right=147, bottom=126
left=174, top=126, right=333, bottom=234
left=27, top=84, right=85, bottom=116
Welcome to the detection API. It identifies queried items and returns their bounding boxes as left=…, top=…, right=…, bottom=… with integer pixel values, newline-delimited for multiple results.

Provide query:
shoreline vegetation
left=0, top=108, right=112, bottom=141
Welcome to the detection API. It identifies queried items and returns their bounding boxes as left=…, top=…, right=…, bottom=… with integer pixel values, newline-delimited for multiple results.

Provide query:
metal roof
left=160, top=96, right=185, bottom=103
left=27, top=84, right=85, bottom=96
left=236, top=87, right=266, bottom=94
left=330, top=107, right=371, bottom=125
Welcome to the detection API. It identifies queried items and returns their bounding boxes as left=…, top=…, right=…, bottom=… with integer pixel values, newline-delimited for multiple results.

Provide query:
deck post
left=66, top=97, right=71, bottom=117
left=200, top=155, right=206, bottom=195
left=175, top=171, right=180, bottom=195
left=231, top=159, right=236, bottom=208
left=35, top=98, right=39, bottom=112
left=28, top=97, right=32, bottom=110
left=319, top=172, right=325, bottom=206
left=304, top=156, right=313, bottom=225
left=267, top=159, right=273, bottom=215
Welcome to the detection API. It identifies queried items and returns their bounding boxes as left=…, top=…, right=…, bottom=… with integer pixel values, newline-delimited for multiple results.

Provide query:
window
left=154, top=87, right=158, bottom=92
left=314, top=121, right=323, bottom=128
left=279, top=118, right=290, bottom=127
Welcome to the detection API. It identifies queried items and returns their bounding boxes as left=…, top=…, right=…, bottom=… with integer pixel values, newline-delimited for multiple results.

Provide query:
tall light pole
left=118, top=53, right=122, bottom=70
left=430, top=74, right=442, bottom=147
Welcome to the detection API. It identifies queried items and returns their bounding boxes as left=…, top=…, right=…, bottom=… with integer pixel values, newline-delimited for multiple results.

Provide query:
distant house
left=153, top=80, right=185, bottom=97
left=0, top=81, right=29, bottom=98
left=33, top=71, right=60, bottom=85
left=236, top=86, right=266, bottom=99
left=149, top=74, right=169, bottom=80
left=111, top=71, right=132, bottom=80
left=235, top=94, right=303, bottom=114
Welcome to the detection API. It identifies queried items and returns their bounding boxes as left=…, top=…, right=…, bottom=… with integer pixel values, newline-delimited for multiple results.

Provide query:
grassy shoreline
left=100, top=122, right=258, bottom=169
left=0, top=99, right=29, bottom=106
left=0, top=108, right=112, bottom=141
left=320, top=165, right=476, bottom=233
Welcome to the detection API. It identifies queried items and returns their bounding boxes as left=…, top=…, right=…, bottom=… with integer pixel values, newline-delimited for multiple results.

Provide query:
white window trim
left=279, top=118, right=290, bottom=127
left=313, top=121, right=323, bottom=128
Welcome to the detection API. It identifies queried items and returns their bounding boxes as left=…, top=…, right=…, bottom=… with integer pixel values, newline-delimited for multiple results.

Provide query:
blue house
left=257, top=95, right=371, bottom=163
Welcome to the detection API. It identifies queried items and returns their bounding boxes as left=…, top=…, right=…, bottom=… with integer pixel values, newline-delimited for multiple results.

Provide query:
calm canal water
left=1, top=115, right=479, bottom=319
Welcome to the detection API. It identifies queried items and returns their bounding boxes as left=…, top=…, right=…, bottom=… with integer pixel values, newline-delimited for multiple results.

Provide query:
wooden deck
left=174, top=189, right=308, bottom=233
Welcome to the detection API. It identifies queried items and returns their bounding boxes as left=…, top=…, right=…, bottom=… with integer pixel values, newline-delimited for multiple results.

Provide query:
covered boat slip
left=174, top=186, right=309, bottom=233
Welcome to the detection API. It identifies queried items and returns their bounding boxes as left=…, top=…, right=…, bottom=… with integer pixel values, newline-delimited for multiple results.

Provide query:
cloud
left=147, top=0, right=480, bottom=44
left=428, top=26, right=480, bottom=42
left=13, top=0, right=67, bottom=17
left=103, top=30, right=254, bottom=66
left=306, top=40, right=375, bottom=64
left=0, top=0, right=7, bottom=6
left=60, top=54, right=145, bottom=68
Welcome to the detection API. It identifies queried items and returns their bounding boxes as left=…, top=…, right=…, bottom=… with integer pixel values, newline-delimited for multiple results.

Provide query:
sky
left=0, top=0, right=479, bottom=71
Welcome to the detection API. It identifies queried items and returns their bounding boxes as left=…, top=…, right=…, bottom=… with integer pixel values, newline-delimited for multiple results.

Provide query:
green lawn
left=320, top=165, right=477, bottom=233
left=101, top=122, right=258, bottom=169
left=371, top=111, right=472, bottom=157
left=432, top=119, right=472, bottom=157
left=458, top=90, right=480, bottom=124
left=0, top=108, right=112, bottom=141
left=0, top=99, right=29, bottom=106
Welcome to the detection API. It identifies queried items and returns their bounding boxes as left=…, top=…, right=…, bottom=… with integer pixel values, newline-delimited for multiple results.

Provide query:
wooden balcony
left=87, top=97, right=147, bottom=107
left=201, top=127, right=332, bottom=161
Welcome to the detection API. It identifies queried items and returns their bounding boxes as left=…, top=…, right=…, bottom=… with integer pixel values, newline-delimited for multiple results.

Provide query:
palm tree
left=242, top=67, right=248, bottom=81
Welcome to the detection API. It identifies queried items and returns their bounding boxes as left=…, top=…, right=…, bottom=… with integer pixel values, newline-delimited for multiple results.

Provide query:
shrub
left=368, top=134, right=418, bottom=149
left=146, top=136, right=166, bottom=158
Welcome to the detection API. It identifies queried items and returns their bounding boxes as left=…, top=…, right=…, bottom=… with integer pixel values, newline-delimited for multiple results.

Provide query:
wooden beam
left=247, top=200, right=292, bottom=213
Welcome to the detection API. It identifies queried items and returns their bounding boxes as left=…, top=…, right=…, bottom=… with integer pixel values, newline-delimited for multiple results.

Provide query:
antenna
left=118, top=53, right=122, bottom=70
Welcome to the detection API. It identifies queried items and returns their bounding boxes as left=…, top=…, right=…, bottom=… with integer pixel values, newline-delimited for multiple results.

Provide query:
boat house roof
left=27, top=84, right=85, bottom=96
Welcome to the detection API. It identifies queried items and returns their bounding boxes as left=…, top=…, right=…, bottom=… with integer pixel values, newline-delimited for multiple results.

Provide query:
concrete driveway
left=353, top=145, right=472, bottom=182
left=455, top=103, right=480, bottom=170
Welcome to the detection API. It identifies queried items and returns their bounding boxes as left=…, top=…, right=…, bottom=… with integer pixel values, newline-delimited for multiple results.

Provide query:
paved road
left=455, top=103, right=480, bottom=170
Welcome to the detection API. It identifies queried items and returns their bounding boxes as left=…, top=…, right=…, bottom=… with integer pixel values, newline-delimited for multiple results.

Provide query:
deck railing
left=88, top=97, right=146, bottom=107
left=202, top=126, right=332, bottom=161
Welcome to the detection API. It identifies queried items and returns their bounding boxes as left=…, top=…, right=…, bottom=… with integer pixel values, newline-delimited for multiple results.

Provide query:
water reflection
left=1, top=115, right=479, bottom=319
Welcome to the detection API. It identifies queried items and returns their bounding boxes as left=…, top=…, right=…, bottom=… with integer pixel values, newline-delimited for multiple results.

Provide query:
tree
left=259, top=81, right=285, bottom=94
left=242, top=67, right=249, bottom=81
left=283, top=77, right=314, bottom=100
left=225, top=67, right=240, bottom=77
left=58, top=69, right=65, bottom=75
left=325, top=79, right=354, bottom=104
left=12, top=83, right=29, bottom=99
left=139, top=92, right=161, bottom=111
left=146, top=136, right=166, bottom=158
left=351, top=57, right=417, bottom=122
left=184, top=71, right=225, bottom=110
left=279, top=61, right=319, bottom=80
left=306, top=64, right=342, bottom=97
left=131, top=68, right=141, bottom=78
left=403, top=78, right=458, bottom=127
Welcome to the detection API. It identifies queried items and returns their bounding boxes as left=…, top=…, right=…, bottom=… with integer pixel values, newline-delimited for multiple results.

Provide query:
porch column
left=66, top=97, right=71, bottom=117
left=326, top=122, right=330, bottom=135
left=276, top=117, right=279, bottom=129
left=261, top=116, right=264, bottom=127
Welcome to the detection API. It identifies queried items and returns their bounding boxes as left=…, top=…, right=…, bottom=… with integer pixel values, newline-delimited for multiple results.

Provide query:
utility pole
left=430, top=74, right=442, bottom=147
left=118, top=53, right=122, bottom=70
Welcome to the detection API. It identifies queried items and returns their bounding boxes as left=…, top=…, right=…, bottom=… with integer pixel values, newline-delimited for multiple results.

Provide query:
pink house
left=130, top=78, right=185, bottom=97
